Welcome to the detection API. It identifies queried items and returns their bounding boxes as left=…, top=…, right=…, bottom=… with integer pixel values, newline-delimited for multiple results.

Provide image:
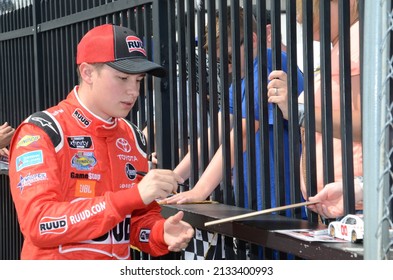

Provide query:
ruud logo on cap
left=126, top=36, right=146, bottom=56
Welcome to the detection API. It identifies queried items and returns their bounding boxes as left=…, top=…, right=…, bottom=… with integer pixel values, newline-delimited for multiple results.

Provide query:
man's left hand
left=163, top=211, right=194, bottom=252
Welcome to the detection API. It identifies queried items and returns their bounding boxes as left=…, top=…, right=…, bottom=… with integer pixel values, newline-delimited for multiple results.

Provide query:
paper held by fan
left=204, top=201, right=318, bottom=227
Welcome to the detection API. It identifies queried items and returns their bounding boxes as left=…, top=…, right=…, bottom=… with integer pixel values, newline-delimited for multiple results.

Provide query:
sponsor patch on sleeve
left=139, top=229, right=151, bottom=243
left=16, top=135, right=41, bottom=148
left=39, top=215, right=68, bottom=235
left=17, top=172, right=48, bottom=193
left=16, top=150, right=44, bottom=172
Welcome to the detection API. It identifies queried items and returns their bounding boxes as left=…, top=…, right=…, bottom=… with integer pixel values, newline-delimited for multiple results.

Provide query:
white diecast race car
left=328, top=214, right=364, bottom=243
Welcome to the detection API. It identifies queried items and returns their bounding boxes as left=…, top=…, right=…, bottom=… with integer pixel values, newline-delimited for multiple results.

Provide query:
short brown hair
left=76, top=63, right=106, bottom=84
left=203, top=6, right=257, bottom=50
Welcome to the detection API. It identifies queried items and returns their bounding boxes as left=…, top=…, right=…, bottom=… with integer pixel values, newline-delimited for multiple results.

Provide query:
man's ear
left=78, top=63, right=94, bottom=84
left=266, top=24, right=272, bottom=48
left=252, top=32, right=258, bottom=49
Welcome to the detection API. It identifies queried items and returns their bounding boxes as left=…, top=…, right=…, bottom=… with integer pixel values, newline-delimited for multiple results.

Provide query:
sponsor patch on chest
left=74, top=179, right=96, bottom=198
left=71, top=152, right=97, bottom=170
left=72, top=109, right=91, bottom=128
left=67, top=136, right=93, bottom=149
left=70, top=172, right=101, bottom=181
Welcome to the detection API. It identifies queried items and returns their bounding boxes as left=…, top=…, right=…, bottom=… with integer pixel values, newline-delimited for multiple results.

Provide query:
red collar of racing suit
left=62, top=86, right=120, bottom=137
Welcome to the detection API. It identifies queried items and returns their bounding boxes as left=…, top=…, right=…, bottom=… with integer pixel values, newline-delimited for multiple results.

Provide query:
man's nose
left=126, top=82, right=140, bottom=96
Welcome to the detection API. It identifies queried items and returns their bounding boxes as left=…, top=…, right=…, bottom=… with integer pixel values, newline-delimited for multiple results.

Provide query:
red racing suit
left=9, top=86, right=169, bottom=259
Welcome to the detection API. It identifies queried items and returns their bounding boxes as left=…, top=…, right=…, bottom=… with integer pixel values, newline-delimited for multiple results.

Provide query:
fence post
left=362, top=0, right=391, bottom=260
left=32, top=0, right=43, bottom=111
left=152, top=0, right=172, bottom=169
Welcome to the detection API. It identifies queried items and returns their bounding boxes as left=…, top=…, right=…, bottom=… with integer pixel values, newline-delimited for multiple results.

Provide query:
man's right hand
left=137, top=169, right=184, bottom=205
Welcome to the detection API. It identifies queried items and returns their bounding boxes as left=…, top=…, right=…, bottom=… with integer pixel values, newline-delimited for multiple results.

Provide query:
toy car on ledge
left=328, top=214, right=364, bottom=243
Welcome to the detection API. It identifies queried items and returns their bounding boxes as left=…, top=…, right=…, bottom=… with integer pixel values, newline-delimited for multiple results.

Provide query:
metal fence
left=1, top=0, right=392, bottom=260
left=362, top=0, right=393, bottom=260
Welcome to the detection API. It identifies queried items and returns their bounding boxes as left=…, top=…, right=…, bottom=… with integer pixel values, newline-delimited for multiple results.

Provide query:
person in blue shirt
left=229, top=48, right=304, bottom=210
left=165, top=7, right=304, bottom=211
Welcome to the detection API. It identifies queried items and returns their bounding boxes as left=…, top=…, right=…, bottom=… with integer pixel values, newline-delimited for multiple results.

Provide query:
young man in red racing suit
left=8, top=24, right=194, bottom=260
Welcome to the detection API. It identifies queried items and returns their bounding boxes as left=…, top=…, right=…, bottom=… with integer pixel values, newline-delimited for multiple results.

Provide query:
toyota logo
left=116, top=138, right=131, bottom=153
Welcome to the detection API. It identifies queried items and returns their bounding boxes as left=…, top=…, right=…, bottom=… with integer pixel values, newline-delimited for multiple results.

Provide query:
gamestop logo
left=73, top=109, right=91, bottom=128
left=39, top=215, right=68, bottom=235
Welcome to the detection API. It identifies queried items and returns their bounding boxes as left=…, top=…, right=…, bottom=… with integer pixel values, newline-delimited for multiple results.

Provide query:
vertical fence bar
left=176, top=0, right=188, bottom=168
left=271, top=0, right=285, bottom=209
left=144, top=4, right=156, bottom=158
left=32, top=0, right=42, bottom=110
left=243, top=0, right=256, bottom=210
left=196, top=0, right=209, bottom=180
left=301, top=0, right=318, bottom=223
left=133, top=6, right=144, bottom=126
left=256, top=0, right=271, bottom=211
left=285, top=0, right=302, bottom=218
left=338, top=0, right=355, bottom=215
left=205, top=0, right=223, bottom=203
left=152, top=0, right=171, bottom=170
left=228, top=0, right=243, bottom=208
left=219, top=0, right=231, bottom=205
left=362, top=0, right=390, bottom=260
left=319, top=0, right=335, bottom=186
left=167, top=0, right=179, bottom=169
left=185, top=0, right=198, bottom=186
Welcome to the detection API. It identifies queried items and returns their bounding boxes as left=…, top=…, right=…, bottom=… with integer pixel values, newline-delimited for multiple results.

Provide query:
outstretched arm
left=169, top=112, right=225, bottom=202
left=166, top=142, right=227, bottom=204
left=166, top=116, right=259, bottom=204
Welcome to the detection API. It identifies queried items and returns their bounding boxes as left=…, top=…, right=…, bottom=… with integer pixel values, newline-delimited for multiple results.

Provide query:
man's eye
left=118, top=76, right=128, bottom=80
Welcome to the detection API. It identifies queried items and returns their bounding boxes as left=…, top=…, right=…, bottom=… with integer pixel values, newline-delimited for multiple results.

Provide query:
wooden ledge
left=161, top=203, right=364, bottom=260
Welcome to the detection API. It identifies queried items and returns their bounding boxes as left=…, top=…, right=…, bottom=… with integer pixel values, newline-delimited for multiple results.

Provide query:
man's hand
left=267, top=70, right=289, bottom=120
left=0, top=147, right=9, bottom=157
left=308, top=179, right=363, bottom=219
left=308, top=182, right=345, bottom=219
left=137, top=169, right=184, bottom=205
left=0, top=122, right=15, bottom=149
left=163, top=211, right=194, bottom=252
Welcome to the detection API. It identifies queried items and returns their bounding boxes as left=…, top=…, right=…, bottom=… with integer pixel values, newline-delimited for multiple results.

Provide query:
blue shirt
left=228, top=49, right=304, bottom=210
